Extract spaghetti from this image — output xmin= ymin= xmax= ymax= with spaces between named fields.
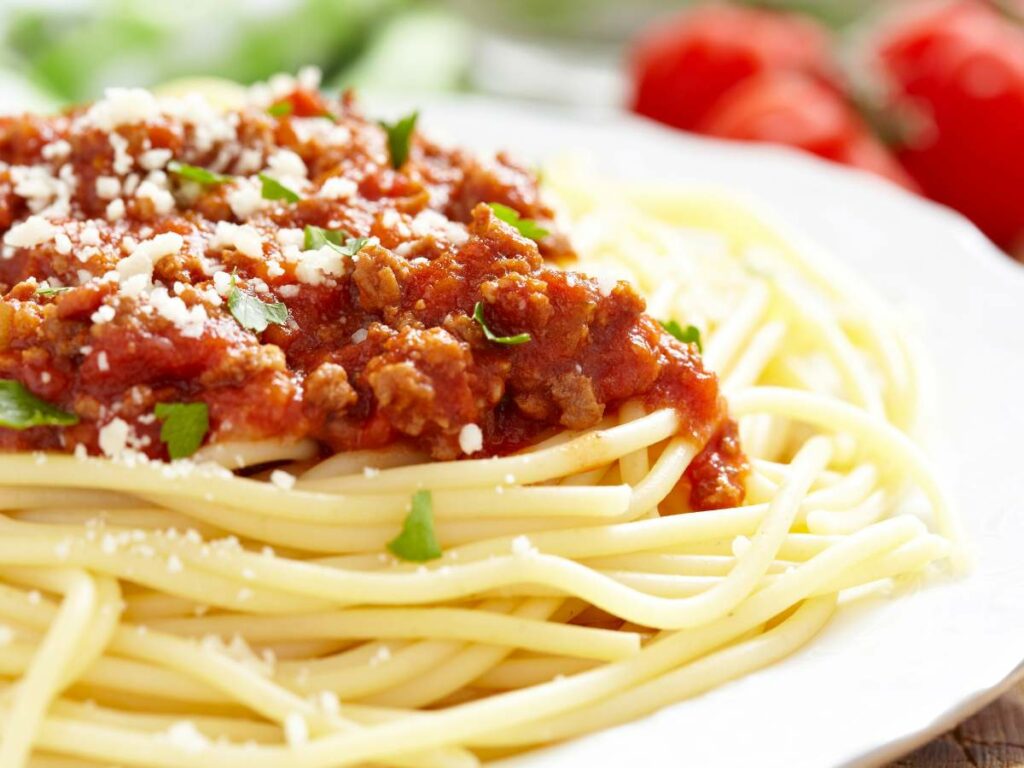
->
xmin=0 ymin=73 xmax=958 ymax=768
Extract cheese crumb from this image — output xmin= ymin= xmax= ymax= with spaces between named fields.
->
xmin=163 ymin=721 xmax=209 ymax=753
xmin=98 ymin=418 xmax=131 ymax=460
xmin=511 ymin=535 xmax=539 ymax=558
xmin=212 ymin=221 xmax=264 ymax=259
xmin=293 ymin=244 xmax=347 ymax=286
xmin=319 ymin=176 xmax=357 ymax=200
xmin=4 ymin=216 xmax=58 ymax=248
xmin=54 ymin=233 xmax=72 ymax=255
xmin=95 ymin=176 xmax=121 ymax=200
xmin=91 ymin=305 xmax=116 ymax=325
xmin=227 ymin=178 xmax=265 ymax=219
xmin=270 ymin=469 xmax=296 ymax=490
xmin=284 ymin=713 xmax=309 ymax=747
xmin=116 ymin=232 xmax=183 ymax=295
xmin=105 ymin=198 xmax=126 ymax=221
xmin=458 ymin=423 xmax=483 ymax=455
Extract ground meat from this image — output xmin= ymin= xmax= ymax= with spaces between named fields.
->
xmin=305 ymin=362 xmax=357 ymax=417
xmin=0 ymin=80 xmax=745 ymax=509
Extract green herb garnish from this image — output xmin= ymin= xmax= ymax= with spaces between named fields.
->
xmin=487 ymin=203 xmax=549 ymax=241
xmin=0 ymin=380 xmax=78 ymax=430
xmin=473 ymin=301 xmax=531 ymax=346
xmin=267 ymin=101 xmax=294 ymax=117
xmin=227 ymin=274 xmax=289 ymax=333
xmin=380 ymin=111 xmax=418 ymax=169
xmin=154 ymin=402 xmax=209 ymax=460
xmin=303 ymin=225 xmax=368 ymax=257
xmin=387 ymin=490 xmax=442 ymax=562
xmin=168 ymin=162 xmax=233 ymax=186
xmin=259 ymin=174 xmax=301 ymax=203
xmin=35 ymin=285 xmax=72 ymax=297
xmin=660 ymin=320 xmax=703 ymax=353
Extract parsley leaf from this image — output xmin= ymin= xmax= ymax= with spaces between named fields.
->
xmin=227 ymin=275 xmax=289 ymax=333
xmin=487 ymin=203 xmax=549 ymax=241
xmin=168 ymin=162 xmax=233 ymax=186
xmin=380 ymin=111 xmax=418 ymax=169
xmin=154 ymin=402 xmax=209 ymax=460
xmin=473 ymin=301 xmax=531 ymax=346
xmin=35 ymin=285 xmax=72 ymax=297
xmin=259 ymin=174 xmax=301 ymax=203
xmin=0 ymin=380 xmax=78 ymax=430
xmin=303 ymin=225 xmax=368 ymax=257
xmin=660 ymin=320 xmax=703 ymax=353
xmin=387 ymin=490 xmax=442 ymax=562
xmin=267 ymin=101 xmax=294 ymax=117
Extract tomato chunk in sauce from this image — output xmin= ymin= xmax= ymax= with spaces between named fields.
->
xmin=0 ymin=79 xmax=746 ymax=510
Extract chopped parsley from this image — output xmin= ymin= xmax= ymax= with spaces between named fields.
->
xmin=168 ymin=162 xmax=233 ymax=186
xmin=267 ymin=101 xmax=294 ymax=117
xmin=154 ymin=402 xmax=209 ymax=460
xmin=35 ymin=285 xmax=72 ymax=297
xmin=259 ymin=174 xmax=301 ymax=203
xmin=387 ymin=490 xmax=442 ymax=562
xmin=473 ymin=301 xmax=531 ymax=346
xmin=660 ymin=320 xmax=703 ymax=353
xmin=380 ymin=111 xmax=418 ymax=169
xmin=0 ymin=380 xmax=78 ymax=430
xmin=320 ymin=110 xmax=339 ymax=122
xmin=227 ymin=274 xmax=289 ymax=333
xmin=303 ymin=225 xmax=368 ymax=257
xmin=487 ymin=203 xmax=549 ymax=241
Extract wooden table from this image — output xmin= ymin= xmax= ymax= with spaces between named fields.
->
xmin=888 ymin=681 xmax=1024 ymax=766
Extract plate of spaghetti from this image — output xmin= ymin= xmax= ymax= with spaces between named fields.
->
xmin=0 ymin=69 xmax=1021 ymax=768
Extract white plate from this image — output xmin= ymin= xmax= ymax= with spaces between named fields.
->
xmin=388 ymin=96 xmax=1024 ymax=768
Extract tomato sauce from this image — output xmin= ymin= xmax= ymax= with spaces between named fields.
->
xmin=0 ymin=83 xmax=745 ymax=510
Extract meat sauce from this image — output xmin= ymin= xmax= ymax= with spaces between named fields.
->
xmin=0 ymin=77 xmax=746 ymax=510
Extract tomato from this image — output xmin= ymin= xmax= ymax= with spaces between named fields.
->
xmin=697 ymin=71 xmax=920 ymax=190
xmin=871 ymin=0 xmax=1024 ymax=252
xmin=629 ymin=4 xmax=837 ymax=131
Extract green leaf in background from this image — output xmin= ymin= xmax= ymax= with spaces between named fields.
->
xmin=3 ymin=0 xmax=414 ymax=103
xmin=660 ymin=319 xmax=703 ymax=353
xmin=259 ymin=174 xmax=301 ymax=203
xmin=0 ymin=380 xmax=78 ymax=429
xmin=387 ymin=490 xmax=442 ymax=562
xmin=488 ymin=203 xmax=549 ymax=241
xmin=380 ymin=110 xmax=418 ymax=169
xmin=154 ymin=401 xmax=209 ymax=460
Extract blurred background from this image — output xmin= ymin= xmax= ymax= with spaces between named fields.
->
xmin=0 ymin=0 xmax=1021 ymax=259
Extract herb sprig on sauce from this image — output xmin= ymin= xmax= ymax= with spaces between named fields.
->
xmin=380 ymin=111 xmax=418 ymax=169
xmin=473 ymin=302 xmax=532 ymax=346
xmin=488 ymin=203 xmax=549 ymax=241
xmin=154 ymin=402 xmax=209 ymax=460
xmin=0 ymin=380 xmax=78 ymax=430
xmin=660 ymin=320 xmax=703 ymax=353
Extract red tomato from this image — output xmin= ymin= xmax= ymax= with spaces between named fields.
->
xmin=697 ymin=71 xmax=920 ymax=190
xmin=630 ymin=4 xmax=837 ymax=131
xmin=871 ymin=0 xmax=1024 ymax=252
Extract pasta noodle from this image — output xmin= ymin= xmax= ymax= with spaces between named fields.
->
xmin=0 ymin=107 xmax=959 ymax=767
